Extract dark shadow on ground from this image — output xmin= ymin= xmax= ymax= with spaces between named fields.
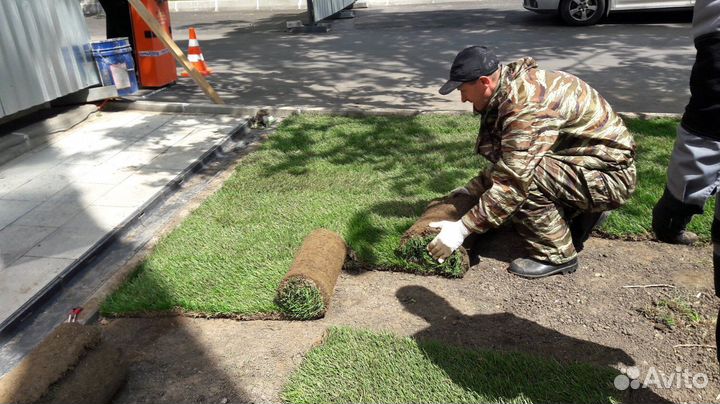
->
xmin=397 ymin=285 xmax=674 ymax=404
xmin=103 ymin=317 xmax=253 ymax=403
xmin=470 ymin=226 xmax=528 ymax=264
xmin=603 ymin=9 xmax=693 ymax=25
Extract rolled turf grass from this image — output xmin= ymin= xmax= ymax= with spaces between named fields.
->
xmin=396 ymin=193 xmax=477 ymax=278
xmin=0 ymin=323 xmax=101 ymax=404
xmin=38 ymin=342 xmax=127 ymax=404
xmin=276 ymin=229 xmax=347 ymax=320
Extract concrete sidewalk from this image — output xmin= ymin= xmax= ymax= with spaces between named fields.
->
xmin=0 ymin=109 xmax=240 ymax=330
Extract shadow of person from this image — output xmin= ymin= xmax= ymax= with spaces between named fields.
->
xmin=396 ymin=285 xmax=673 ymax=404
xmin=469 ymin=225 xmax=527 ymax=264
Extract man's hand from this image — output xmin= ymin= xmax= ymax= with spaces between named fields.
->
xmin=427 ymin=220 xmax=471 ymax=263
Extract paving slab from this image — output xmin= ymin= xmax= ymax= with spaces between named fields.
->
xmin=0 ymin=109 xmax=242 ymax=330
xmin=0 ymin=201 xmax=42 ymax=230
xmin=8 ymin=173 xmax=76 ymax=202
xmin=14 ymin=202 xmax=85 ymax=228
xmin=0 ymin=226 xmax=57 ymax=264
xmin=24 ymin=226 xmax=111 ymax=260
xmin=0 ymin=257 xmax=75 ymax=323
xmin=63 ymin=206 xmax=138 ymax=232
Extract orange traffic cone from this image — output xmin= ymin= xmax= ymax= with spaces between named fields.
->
xmin=181 ymin=27 xmax=212 ymax=77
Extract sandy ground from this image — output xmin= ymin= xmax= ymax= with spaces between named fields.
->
xmin=103 ymin=229 xmax=719 ymax=404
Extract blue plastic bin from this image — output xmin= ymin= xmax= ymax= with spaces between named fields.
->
xmin=91 ymin=38 xmax=139 ymax=96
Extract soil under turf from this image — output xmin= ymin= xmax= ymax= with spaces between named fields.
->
xmin=102 ymin=232 xmax=719 ymax=404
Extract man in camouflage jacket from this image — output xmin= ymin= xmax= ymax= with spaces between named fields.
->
xmin=428 ymin=46 xmax=636 ymax=278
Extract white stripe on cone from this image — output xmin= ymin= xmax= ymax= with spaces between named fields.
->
xmin=188 ymin=54 xmax=200 ymax=62
xmin=189 ymin=39 xmax=199 ymax=46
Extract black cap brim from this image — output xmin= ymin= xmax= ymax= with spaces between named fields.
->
xmin=439 ymin=80 xmax=462 ymax=95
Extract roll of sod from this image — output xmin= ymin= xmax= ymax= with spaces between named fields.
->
xmin=0 ymin=323 xmax=101 ymax=404
xmin=276 ymin=229 xmax=347 ymax=320
xmin=397 ymin=193 xmax=478 ymax=278
xmin=38 ymin=342 xmax=127 ymax=404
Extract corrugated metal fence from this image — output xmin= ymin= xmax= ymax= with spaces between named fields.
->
xmin=308 ymin=0 xmax=355 ymax=22
xmin=0 ymin=0 xmax=100 ymax=118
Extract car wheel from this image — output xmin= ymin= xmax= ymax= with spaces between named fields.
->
xmin=559 ymin=0 xmax=605 ymax=26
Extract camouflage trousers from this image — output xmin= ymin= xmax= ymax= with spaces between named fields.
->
xmin=514 ymin=156 xmax=636 ymax=264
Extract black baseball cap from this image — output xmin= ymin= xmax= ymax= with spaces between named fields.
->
xmin=439 ymin=46 xmax=500 ymax=95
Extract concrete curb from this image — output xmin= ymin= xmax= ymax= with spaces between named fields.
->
xmin=110 ymin=100 xmax=683 ymax=120
xmin=109 ymin=100 xmax=465 ymax=117
xmin=617 ymin=111 xmax=682 ymax=120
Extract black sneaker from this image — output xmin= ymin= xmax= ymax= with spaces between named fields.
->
xmin=509 ymin=257 xmax=578 ymax=279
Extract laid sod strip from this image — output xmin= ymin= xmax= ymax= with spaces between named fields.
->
xmin=282 ymin=327 xmax=622 ymax=404
xmin=396 ymin=193 xmax=478 ymax=277
xmin=276 ymin=229 xmax=347 ymax=319
xmin=102 ymin=115 xmax=714 ymax=317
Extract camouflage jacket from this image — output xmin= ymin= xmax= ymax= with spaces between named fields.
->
xmin=461 ymin=57 xmax=636 ymax=233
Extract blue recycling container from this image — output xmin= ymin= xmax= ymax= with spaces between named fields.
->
xmin=91 ymin=37 xmax=139 ymax=96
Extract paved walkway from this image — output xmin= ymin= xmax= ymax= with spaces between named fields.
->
xmin=86 ymin=1 xmax=695 ymax=114
xmin=0 ymin=110 xmax=239 ymax=329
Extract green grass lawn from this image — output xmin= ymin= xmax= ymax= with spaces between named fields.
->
xmin=282 ymin=327 xmax=622 ymax=404
xmin=101 ymin=114 xmax=713 ymax=317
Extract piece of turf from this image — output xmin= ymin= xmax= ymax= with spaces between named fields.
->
xmin=395 ymin=236 xmax=467 ymax=278
xmin=282 ymin=327 xmax=622 ymax=404
xmin=275 ymin=277 xmax=326 ymax=320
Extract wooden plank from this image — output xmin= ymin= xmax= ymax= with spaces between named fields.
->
xmin=127 ymin=0 xmax=224 ymax=105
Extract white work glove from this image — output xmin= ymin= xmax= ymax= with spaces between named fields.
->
xmin=449 ymin=186 xmax=470 ymax=196
xmin=427 ymin=220 xmax=471 ymax=263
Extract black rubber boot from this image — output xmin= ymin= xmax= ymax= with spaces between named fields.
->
xmin=570 ymin=211 xmax=610 ymax=253
xmin=652 ymin=187 xmax=702 ymax=245
xmin=509 ymin=257 xmax=578 ymax=279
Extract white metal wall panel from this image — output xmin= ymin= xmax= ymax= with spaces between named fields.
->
xmin=308 ymin=0 xmax=355 ymax=22
xmin=0 ymin=0 xmax=100 ymax=118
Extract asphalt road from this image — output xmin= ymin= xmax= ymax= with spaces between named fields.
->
xmin=87 ymin=1 xmax=695 ymax=113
